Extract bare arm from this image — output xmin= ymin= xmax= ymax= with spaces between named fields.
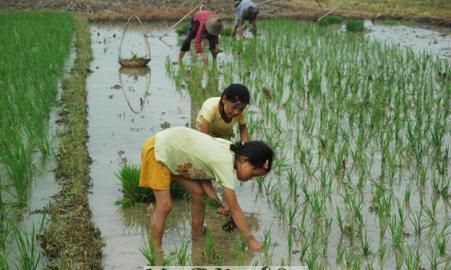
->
xmin=199 ymin=180 xmax=220 ymax=202
xmin=197 ymin=116 xmax=209 ymax=134
xmin=239 ymin=124 xmax=249 ymax=142
xmin=223 ymin=187 xmax=261 ymax=251
xmin=200 ymin=181 xmax=228 ymax=215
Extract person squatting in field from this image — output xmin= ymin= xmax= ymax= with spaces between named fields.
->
xmin=196 ymin=83 xmax=250 ymax=142
xmin=139 ymin=127 xmax=274 ymax=251
xmin=232 ymin=0 xmax=260 ymax=38
xmin=178 ymin=9 xmax=224 ymax=65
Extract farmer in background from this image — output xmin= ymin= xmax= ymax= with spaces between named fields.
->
xmin=196 ymin=83 xmax=250 ymax=142
xmin=178 ymin=9 xmax=224 ymax=65
xmin=232 ymin=0 xmax=260 ymax=38
xmin=139 ymin=127 xmax=274 ymax=251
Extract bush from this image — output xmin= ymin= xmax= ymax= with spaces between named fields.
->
xmin=346 ymin=20 xmax=365 ymax=32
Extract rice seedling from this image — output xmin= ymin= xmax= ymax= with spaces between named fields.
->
xmin=233 ymin=237 xmax=247 ymax=265
xmin=318 ymin=15 xmax=343 ymax=27
xmin=140 ymin=238 xmax=158 ymax=266
xmin=361 ymin=230 xmax=370 ymax=256
xmin=261 ymin=227 xmax=274 ymax=265
xmin=116 ymin=164 xmax=187 ymax=206
xmin=405 ymin=247 xmax=421 ymax=270
xmin=204 ymin=197 xmax=236 ymax=232
xmin=12 ymin=222 xmax=43 ymax=270
xmin=0 ymin=10 xmax=74 ymax=206
xmin=435 ymin=223 xmax=449 ymax=256
xmin=174 ymin=241 xmax=190 ymax=265
xmin=409 ymin=209 xmax=425 ymax=236
xmin=116 ymin=164 xmax=153 ymax=206
xmin=166 ymin=18 xmax=450 ymax=267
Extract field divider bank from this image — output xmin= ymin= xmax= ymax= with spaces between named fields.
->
xmin=40 ymin=17 xmax=104 ymax=269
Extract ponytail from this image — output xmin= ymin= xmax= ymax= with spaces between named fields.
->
xmin=230 ymin=141 xmax=274 ymax=172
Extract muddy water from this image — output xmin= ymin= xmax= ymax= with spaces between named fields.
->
xmin=87 ymin=21 xmax=450 ymax=269
xmin=365 ymin=20 xmax=451 ymax=62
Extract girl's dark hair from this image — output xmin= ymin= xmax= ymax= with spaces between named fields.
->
xmin=230 ymin=141 xmax=274 ymax=172
xmin=221 ymin=83 xmax=250 ymax=104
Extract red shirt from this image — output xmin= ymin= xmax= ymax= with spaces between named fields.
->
xmin=192 ymin=10 xmax=219 ymax=53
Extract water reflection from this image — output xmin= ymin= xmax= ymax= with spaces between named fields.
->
xmin=118 ymin=66 xmax=151 ymax=114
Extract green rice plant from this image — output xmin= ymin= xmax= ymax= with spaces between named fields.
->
xmin=378 ymin=242 xmax=387 ymax=264
xmin=394 ymin=250 xmax=403 ymax=270
xmin=175 ymin=22 xmax=190 ymax=37
xmin=361 ymin=230 xmax=370 ymax=256
xmin=287 ymin=204 xmax=298 ymax=228
xmin=428 ymin=249 xmax=439 ymax=270
xmin=116 ymin=164 xmax=187 ymax=206
xmin=318 ymin=15 xmax=343 ymax=27
xmin=286 ymin=168 xmax=298 ymax=198
xmin=389 ymin=215 xmax=404 ymax=252
xmin=116 ymin=164 xmax=154 ymax=206
xmin=336 ymin=243 xmax=345 ymax=265
xmin=261 ymin=227 xmax=274 ymax=265
xmin=12 ymin=223 xmax=42 ymax=270
xmin=203 ymin=229 xmax=221 ymax=263
xmin=174 ymin=241 xmax=190 ymax=265
xmin=204 ymin=197 xmax=236 ymax=232
xmin=223 ymin=26 xmax=232 ymax=37
xmin=405 ymin=247 xmax=421 ymax=270
xmin=435 ymin=223 xmax=449 ymax=256
xmin=424 ymin=198 xmax=438 ymax=227
xmin=233 ymin=237 xmax=247 ymax=265
xmin=140 ymin=238 xmax=158 ymax=266
xmin=346 ymin=20 xmax=365 ymax=32
xmin=409 ymin=209 xmax=425 ymax=236
xmin=0 ymin=11 xmax=74 ymax=205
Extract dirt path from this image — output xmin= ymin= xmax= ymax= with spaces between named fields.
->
xmin=1 ymin=0 xmax=450 ymax=26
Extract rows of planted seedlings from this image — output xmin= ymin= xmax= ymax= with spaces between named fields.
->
xmin=167 ymin=19 xmax=450 ymax=268
xmin=0 ymin=11 xmax=74 ymax=269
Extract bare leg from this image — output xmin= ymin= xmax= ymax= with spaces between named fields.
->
xmin=174 ymin=176 xmax=206 ymax=237
xmin=251 ymin=19 xmax=257 ymax=37
xmin=232 ymin=23 xmax=239 ymax=38
xmin=151 ymin=189 xmax=172 ymax=250
xmin=178 ymin=51 xmax=186 ymax=63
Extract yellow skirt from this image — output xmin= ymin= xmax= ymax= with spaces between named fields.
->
xmin=139 ymin=135 xmax=171 ymax=190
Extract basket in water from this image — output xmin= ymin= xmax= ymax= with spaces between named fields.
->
xmin=119 ymin=16 xmax=151 ymax=68
xmin=119 ymin=57 xmax=150 ymax=68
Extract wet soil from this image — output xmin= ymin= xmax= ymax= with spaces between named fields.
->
xmin=1 ymin=0 xmax=451 ymax=27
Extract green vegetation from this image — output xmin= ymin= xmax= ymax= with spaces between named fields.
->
xmin=116 ymin=164 xmax=188 ymax=206
xmin=346 ymin=19 xmax=365 ymax=32
xmin=0 ymin=10 xmax=74 ymax=206
xmin=39 ymin=17 xmax=104 ymax=269
xmin=176 ymin=22 xmax=190 ymax=37
xmin=167 ymin=19 xmax=450 ymax=267
xmin=318 ymin=15 xmax=343 ymax=26
xmin=0 ymin=10 xmax=75 ymax=269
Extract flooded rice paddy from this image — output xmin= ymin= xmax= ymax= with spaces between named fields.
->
xmin=85 ymin=20 xmax=450 ymax=269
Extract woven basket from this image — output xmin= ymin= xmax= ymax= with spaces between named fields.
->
xmin=119 ymin=16 xmax=151 ymax=68
xmin=119 ymin=58 xmax=150 ymax=68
